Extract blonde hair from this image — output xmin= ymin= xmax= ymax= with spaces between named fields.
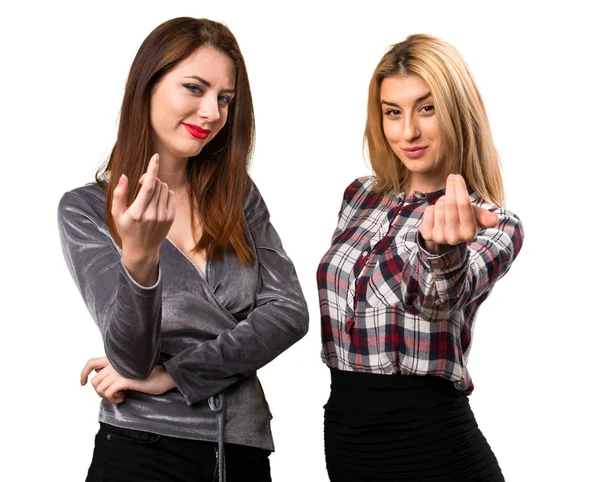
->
xmin=365 ymin=34 xmax=504 ymax=206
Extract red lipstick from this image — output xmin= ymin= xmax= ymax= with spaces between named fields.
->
xmin=183 ymin=123 xmax=211 ymax=140
xmin=402 ymin=146 xmax=428 ymax=159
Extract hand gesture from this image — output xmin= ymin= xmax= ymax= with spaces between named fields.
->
xmin=112 ymin=154 xmax=176 ymax=284
xmin=419 ymin=174 xmax=498 ymax=254
xmin=80 ymin=356 xmax=176 ymax=404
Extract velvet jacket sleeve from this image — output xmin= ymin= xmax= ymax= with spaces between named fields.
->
xmin=163 ymin=180 xmax=309 ymax=405
xmin=57 ymin=189 xmax=162 ymax=379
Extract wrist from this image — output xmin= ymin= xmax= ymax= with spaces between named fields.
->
xmin=423 ymin=240 xmax=453 ymax=255
xmin=122 ymin=246 xmax=160 ymax=286
xmin=157 ymin=365 xmax=176 ymax=392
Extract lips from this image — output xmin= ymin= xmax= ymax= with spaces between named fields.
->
xmin=182 ymin=123 xmax=211 ymax=140
xmin=402 ymin=146 xmax=428 ymax=159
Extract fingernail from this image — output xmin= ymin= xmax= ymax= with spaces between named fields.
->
xmin=454 ymin=175 xmax=460 ymax=183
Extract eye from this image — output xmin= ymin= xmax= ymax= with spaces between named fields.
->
xmin=184 ymin=84 xmax=203 ymax=95
xmin=384 ymin=108 xmax=401 ymax=118
xmin=421 ymin=104 xmax=435 ymax=114
xmin=217 ymin=95 xmax=234 ymax=106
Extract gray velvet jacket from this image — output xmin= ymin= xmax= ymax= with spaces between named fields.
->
xmin=58 ymin=177 xmax=309 ymax=459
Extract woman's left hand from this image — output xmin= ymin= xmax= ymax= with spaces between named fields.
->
xmin=419 ymin=174 xmax=499 ymax=254
xmin=80 ymin=357 xmax=176 ymax=404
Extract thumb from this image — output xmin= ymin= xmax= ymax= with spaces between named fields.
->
xmin=111 ymin=174 xmax=129 ymax=217
xmin=473 ymin=206 xmax=499 ymax=229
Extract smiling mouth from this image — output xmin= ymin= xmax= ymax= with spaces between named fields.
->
xmin=402 ymin=146 xmax=428 ymax=159
xmin=182 ymin=123 xmax=211 ymax=139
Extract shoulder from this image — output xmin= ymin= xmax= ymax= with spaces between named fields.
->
xmin=58 ymin=182 xmax=107 ymax=225
xmin=243 ymin=177 xmax=269 ymax=227
xmin=341 ymin=176 xmax=376 ymax=205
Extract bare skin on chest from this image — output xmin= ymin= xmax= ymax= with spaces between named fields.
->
xmin=168 ymin=191 xmax=207 ymax=276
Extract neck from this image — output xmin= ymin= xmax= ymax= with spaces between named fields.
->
xmin=156 ymin=152 xmax=189 ymax=192
xmin=403 ymin=172 xmax=446 ymax=197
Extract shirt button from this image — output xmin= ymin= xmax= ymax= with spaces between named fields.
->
xmin=361 ymin=251 xmax=368 ymax=258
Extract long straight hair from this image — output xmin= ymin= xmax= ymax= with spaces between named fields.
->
xmin=97 ymin=17 xmax=255 ymax=263
xmin=365 ymin=34 xmax=504 ymax=206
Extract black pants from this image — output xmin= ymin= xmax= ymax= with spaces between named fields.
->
xmin=85 ymin=423 xmax=271 ymax=482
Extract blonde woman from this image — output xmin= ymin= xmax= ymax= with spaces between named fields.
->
xmin=317 ymin=34 xmax=523 ymax=481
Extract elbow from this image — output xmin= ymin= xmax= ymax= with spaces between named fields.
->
xmin=285 ymin=301 xmax=310 ymax=343
xmin=104 ymin=340 xmax=159 ymax=380
xmin=296 ymin=307 xmax=310 ymax=340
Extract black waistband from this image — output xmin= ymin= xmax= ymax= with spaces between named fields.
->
xmin=326 ymin=368 xmax=462 ymax=412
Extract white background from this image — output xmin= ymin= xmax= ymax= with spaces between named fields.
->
xmin=2 ymin=1 xmax=599 ymax=481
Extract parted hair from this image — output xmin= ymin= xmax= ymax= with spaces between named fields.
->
xmin=365 ymin=34 xmax=504 ymax=206
xmin=98 ymin=17 xmax=256 ymax=263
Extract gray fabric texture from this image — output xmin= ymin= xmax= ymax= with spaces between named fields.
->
xmin=57 ymin=177 xmax=309 ymax=455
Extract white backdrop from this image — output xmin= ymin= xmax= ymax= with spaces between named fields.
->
xmin=2 ymin=1 xmax=598 ymax=481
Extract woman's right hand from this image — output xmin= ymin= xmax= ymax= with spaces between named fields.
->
xmin=81 ymin=356 xmax=176 ymax=404
xmin=112 ymin=154 xmax=176 ymax=286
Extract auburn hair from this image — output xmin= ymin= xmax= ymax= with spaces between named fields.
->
xmin=97 ymin=17 xmax=255 ymax=263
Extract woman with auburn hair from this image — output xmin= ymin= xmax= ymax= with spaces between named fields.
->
xmin=318 ymin=34 xmax=523 ymax=481
xmin=58 ymin=17 xmax=308 ymax=482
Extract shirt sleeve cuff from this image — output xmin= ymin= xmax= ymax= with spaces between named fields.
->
xmin=119 ymin=260 xmax=162 ymax=295
xmin=417 ymin=233 xmax=468 ymax=275
xmin=162 ymin=357 xmax=199 ymax=406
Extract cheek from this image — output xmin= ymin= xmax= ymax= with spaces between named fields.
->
xmin=382 ymin=119 xmax=398 ymax=143
xmin=423 ymin=117 xmax=441 ymax=142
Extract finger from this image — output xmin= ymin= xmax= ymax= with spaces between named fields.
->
xmin=139 ymin=178 xmax=163 ymax=222
xmin=453 ymin=175 xmax=475 ymax=224
xmin=129 ymin=154 xmax=159 ymax=215
xmin=95 ymin=372 xmax=117 ymax=398
xmin=80 ymin=357 xmax=110 ymax=386
xmin=91 ymin=367 xmax=110 ymax=391
xmin=473 ymin=206 xmax=499 ymax=228
xmin=106 ymin=380 xmax=128 ymax=404
xmin=444 ymin=175 xmax=460 ymax=245
xmin=453 ymin=175 xmax=477 ymax=240
xmin=111 ymin=175 xmax=129 ymax=218
xmin=432 ymin=196 xmax=446 ymax=244
xmin=150 ymin=178 xmax=164 ymax=214
xmin=419 ymin=205 xmax=435 ymax=241
xmin=166 ymin=190 xmax=176 ymax=221
xmin=156 ymin=182 xmax=170 ymax=221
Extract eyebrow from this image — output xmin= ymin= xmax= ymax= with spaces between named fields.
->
xmin=381 ymin=91 xmax=432 ymax=108
xmin=184 ymin=75 xmax=235 ymax=94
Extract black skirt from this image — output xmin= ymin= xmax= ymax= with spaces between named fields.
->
xmin=324 ymin=368 xmax=504 ymax=482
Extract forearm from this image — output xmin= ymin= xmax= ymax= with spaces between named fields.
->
xmin=399 ymin=211 xmax=523 ymax=321
xmin=164 ymin=296 xmax=308 ymax=404
xmin=59 ymin=191 xmax=163 ymax=379
xmin=103 ymin=262 xmax=163 ymax=378
xmin=121 ymin=244 xmax=160 ymax=287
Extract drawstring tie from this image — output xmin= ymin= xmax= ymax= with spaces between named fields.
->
xmin=208 ymin=393 xmax=225 ymax=482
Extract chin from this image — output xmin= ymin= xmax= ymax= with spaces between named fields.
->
xmin=178 ymin=141 xmax=207 ymax=158
xmin=400 ymin=160 xmax=435 ymax=173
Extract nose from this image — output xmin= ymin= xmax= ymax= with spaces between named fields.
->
xmin=401 ymin=114 xmax=420 ymax=142
xmin=198 ymin=96 xmax=221 ymax=123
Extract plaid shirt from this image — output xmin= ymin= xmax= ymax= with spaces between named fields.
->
xmin=317 ymin=176 xmax=524 ymax=392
